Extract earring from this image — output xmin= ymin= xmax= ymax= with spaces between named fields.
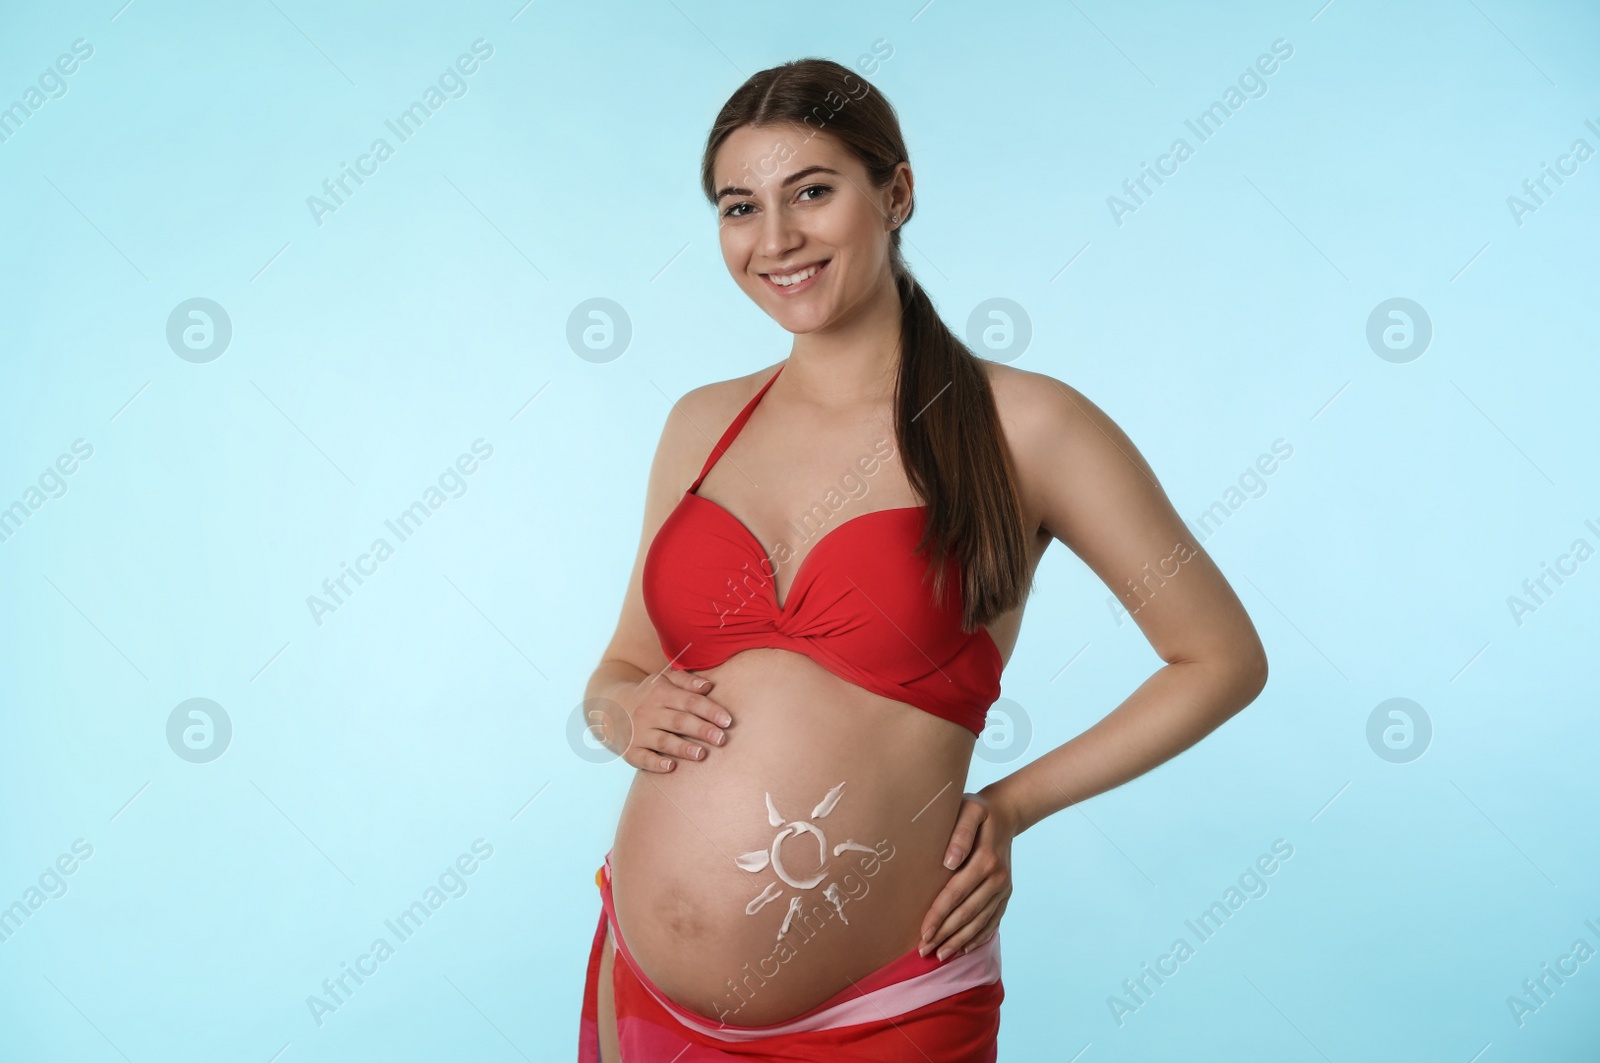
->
xmin=890 ymin=214 xmax=900 ymax=225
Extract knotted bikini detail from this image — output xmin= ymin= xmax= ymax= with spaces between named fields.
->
xmin=641 ymin=365 xmax=1001 ymax=736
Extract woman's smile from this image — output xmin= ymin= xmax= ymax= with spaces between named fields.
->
xmin=760 ymin=258 xmax=831 ymax=295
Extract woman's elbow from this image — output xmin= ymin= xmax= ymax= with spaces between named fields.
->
xmin=1233 ymin=643 xmax=1269 ymax=705
xmin=1198 ymin=638 xmax=1268 ymax=711
xmin=1248 ymin=651 xmax=1269 ymax=697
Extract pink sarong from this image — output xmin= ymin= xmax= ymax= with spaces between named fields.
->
xmin=578 ymin=850 xmax=1003 ymax=1061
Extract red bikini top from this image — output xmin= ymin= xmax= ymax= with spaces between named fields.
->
xmin=642 ymin=364 xmax=1002 ymax=736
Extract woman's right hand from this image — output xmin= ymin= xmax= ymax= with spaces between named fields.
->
xmin=620 ymin=669 xmax=732 ymax=772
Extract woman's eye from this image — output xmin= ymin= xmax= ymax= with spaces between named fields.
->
xmin=722 ymin=186 xmax=829 ymax=219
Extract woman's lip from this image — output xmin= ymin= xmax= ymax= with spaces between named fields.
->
xmin=760 ymin=259 xmax=830 ymax=294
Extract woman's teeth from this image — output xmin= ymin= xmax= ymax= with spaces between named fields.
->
xmin=770 ymin=262 xmax=824 ymax=286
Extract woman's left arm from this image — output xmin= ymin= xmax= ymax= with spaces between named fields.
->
xmin=919 ymin=371 xmax=1269 ymax=960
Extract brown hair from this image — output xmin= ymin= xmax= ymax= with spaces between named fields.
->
xmin=700 ymin=57 xmax=1031 ymax=629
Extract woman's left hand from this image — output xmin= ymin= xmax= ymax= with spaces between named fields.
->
xmin=918 ymin=788 xmax=1017 ymax=961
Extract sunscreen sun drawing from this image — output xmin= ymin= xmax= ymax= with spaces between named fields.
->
xmin=735 ymin=781 xmax=879 ymax=939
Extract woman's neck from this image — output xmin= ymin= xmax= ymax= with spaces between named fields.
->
xmin=781 ymin=273 xmax=905 ymax=410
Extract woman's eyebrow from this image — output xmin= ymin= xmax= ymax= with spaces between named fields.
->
xmin=715 ymin=165 xmax=842 ymax=203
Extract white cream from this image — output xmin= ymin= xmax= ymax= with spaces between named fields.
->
xmin=778 ymin=895 xmax=803 ymax=938
xmin=810 ymin=781 xmax=846 ymax=818
xmin=745 ymin=881 xmax=783 ymax=915
xmin=739 ymin=782 xmax=855 ymax=924
xmin=823 ymin=882 xmax=849 ymax=924
xmin=769 ymin=822 xmax=828 ymax=890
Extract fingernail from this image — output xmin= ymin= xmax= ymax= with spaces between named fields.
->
xmin=918 ymin=944 xmax=930 ymax=957
xmin=943 ymin=853 xmax=959 ymax=869
xmin=697 ymin=679 xmax=710 ymax=689
xmin=659 ymin=758 xmax=671 ymax=770
xmin=714 ymin=731 xmax=725 ymax=745
xmin=936 ymin=947 xmax=950 ymax=961
xmin=718 ymin=712 xmax=732 ymax=726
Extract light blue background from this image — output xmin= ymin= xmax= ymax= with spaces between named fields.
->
xmin=2 ymin=1 xmax=1597 ymax=1059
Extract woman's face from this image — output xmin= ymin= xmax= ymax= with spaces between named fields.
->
xmin=712 ymin=123 xmax=906 ymax=335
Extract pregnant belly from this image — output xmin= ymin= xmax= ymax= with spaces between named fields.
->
xmin=609 ymin=648 xmax=977 ymax=1027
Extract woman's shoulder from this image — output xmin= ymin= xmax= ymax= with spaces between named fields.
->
xmin=681 ymin=361 xmax=784 ymax=409
xmin=979 ymin=360 xmax=1097 ymax=433
xmin=977 ymin=360 xmax=1142 ymax=505
xmin=665 ymin=362 xmax=785 ymax=431
xmin=655 ymin=362 xmax=786 ymax=476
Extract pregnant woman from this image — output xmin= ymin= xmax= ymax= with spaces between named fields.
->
xmin=577 ymin=58 xmax=1268 ymax=1061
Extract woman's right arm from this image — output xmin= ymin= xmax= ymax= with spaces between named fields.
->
xmin=582 ymin=385 xmax=735 ymax=773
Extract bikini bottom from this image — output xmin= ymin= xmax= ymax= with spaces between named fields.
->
xmin=578 ymin=848 xmax=1004 ymax=1061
